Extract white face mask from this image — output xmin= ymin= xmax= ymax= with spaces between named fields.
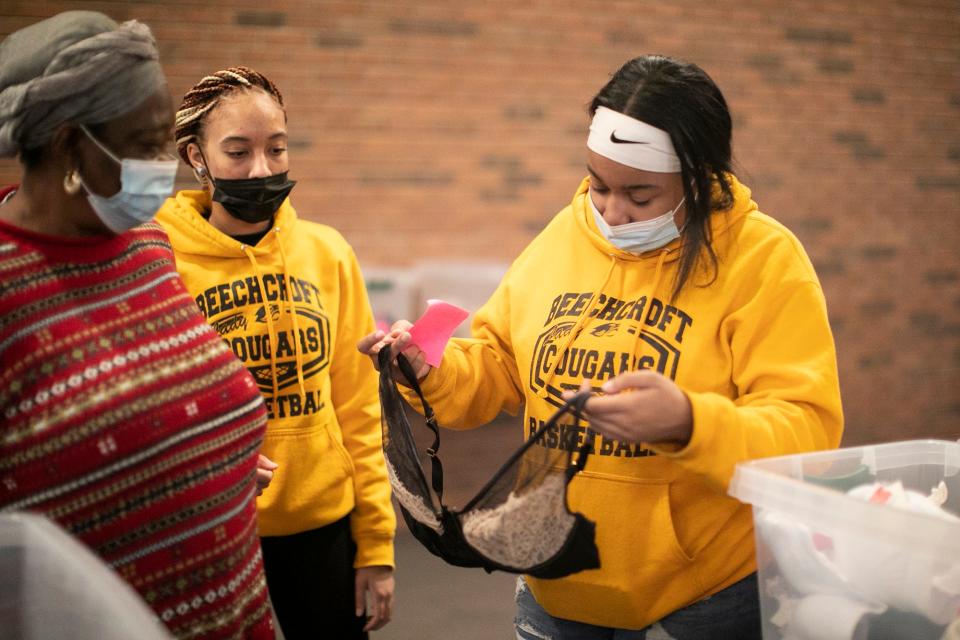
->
xmin=79 ymin=125 xmax=178 ymax=234
xmin=589 ymin=191 xmax=685 ymax=254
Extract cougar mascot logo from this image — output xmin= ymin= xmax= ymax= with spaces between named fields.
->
xmin=529 ymin=291 xmax=692 ymax=406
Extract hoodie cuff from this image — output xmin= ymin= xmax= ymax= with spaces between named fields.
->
xmin=647 ymin=390 xmax=742 ymax=493
xmin=646 ymin=389 xmax=713 ymax=460
xmin=353 ymin=533 xmax=395 ymax=569
xmin=398 ymin=360 xmax=453 ymax=408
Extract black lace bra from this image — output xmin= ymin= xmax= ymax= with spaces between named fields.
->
xmin=377 ymin=349 xmax=601 ymax=579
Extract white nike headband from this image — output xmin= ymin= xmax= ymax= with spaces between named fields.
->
xmin=587 ymin=106 xmax=681 ymax=173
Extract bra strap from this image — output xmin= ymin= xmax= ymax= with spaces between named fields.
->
xmin=395 ymin=353 xmax=445 ymax=503
xmin=565 ymin=392 xmax=594 ymax=479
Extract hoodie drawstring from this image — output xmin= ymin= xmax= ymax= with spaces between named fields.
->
xmin=241 ymin=244 xmax=282 ymax=403
xmin=273 ymin=226 xmax=307 ymax=398
xmin=633 ymin=248 xmax=671 ymax=369
xmin=538 ymin=247 xmax=671 ymax=399
xmin=537 ymin=255 xmax=618 ymax=399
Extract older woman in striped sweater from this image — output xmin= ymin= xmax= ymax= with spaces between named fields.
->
xmin=0 ymin=11 xmax=275 ymax=639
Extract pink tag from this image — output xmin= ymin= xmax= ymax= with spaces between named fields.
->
xmin=407 ymin=299 xmax=470 ymax=367
xmin=811 ymin=532 xmax=834 ymax=552
xmin=870 ymin=486 xmax=892 ymax=504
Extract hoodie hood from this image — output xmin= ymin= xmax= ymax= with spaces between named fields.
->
xmin=156 ymin=190 xmax=306 ymax=400
xmin=156 ymin=189 xmax=298 ymax=259
xmin=533 ymin=174 xmax=758 ymax=400
xmin=572 ymin=173 xmax=758 ymax=263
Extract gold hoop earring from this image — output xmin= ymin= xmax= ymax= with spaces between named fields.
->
xmin=63 ymin=170 xmax=82 ymax=195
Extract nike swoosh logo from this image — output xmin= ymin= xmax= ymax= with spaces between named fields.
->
xmin=610 ymin=131 xmax=649 ymax=144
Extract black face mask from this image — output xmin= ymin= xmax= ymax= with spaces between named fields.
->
xmin=211 ymin=172 xmax=296 ymax=224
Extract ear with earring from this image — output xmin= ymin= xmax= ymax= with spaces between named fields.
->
xmin=63 ymin=169 xmax=82 ymax=195
xmin=194 ymin=165 xmax=208 ymax=185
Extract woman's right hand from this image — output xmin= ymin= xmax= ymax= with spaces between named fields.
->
xmin=357 ymin=320 xmax=432 ymax=386
xmin=255 ymin=454 xmax=279 ymax=496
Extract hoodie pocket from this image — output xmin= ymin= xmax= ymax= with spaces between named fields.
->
xmin=531 ymin=472 xmax=703 ymax=628
xmin=663 ymin=481 xmax=696 ymax=564
xmin=322 ymin=421 xmax=356 ymax=476
xmin=573 ymin=470 xmax=696 ymax=570
xmin=256 ymin=419 xmax=356 ymax=535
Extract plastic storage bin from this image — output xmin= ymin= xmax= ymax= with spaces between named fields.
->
xmin=729 ymin=439 xmax=960 ymax=640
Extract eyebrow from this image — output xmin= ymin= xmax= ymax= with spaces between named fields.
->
xmin=220 ymin=132 xmax=288 ymax=145
xmin=586 ymin=165 xmax=657 ymax=190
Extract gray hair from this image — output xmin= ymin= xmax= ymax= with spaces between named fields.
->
xmin=0 ymin=11 xmax=165 ymax=158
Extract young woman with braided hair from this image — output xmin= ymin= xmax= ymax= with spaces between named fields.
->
xmin=156 ymin=67 xmax=396 ymax=639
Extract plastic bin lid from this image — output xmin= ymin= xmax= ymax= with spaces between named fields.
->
xmin=0 ymin=512 xmax=172 ymax=639
xmin=728 ymin=439 xmax=960 ymax=559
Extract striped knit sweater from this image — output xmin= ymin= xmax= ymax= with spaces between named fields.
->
xmin=0 ymin=203 xmax=273 ymax=639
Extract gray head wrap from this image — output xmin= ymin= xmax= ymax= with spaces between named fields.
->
xmin=0 ymin=11 xmax=165 ymax=158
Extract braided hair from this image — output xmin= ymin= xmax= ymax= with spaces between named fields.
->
xmin=174 ymin=66 xmax=284 ymax=164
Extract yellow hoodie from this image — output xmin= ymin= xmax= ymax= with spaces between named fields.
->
xmin=156 ymin=191 xmax=395 ymax=569
xmin=403 ymin=175 xmax=842 ymax=628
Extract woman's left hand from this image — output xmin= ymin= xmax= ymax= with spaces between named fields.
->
xmin=355 ymin=565 xmax=395 ymax=631
xmin=563 ymin=371 xmax=693 ymax=446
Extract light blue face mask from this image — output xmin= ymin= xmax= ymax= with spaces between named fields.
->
xmin=79 ymin=125 xmax=178 ymax=234
xmin=589 ymin=190 xmax=685 ymax=254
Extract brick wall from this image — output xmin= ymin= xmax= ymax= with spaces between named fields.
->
xmin=2 ymin=0 xmax=958 ymax=446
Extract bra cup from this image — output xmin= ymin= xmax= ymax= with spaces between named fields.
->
xmin=405 ymin=508 xmax=486 ymax=570
xmin=403 ymin=505 xmax=600 ymax=579
xmin=524 ymin=513 xmax=600 ymax=579
xmin=459 ymin=472 xmax=578 ymax=571
xmin=379 ymin=352 xmax=601 ymax=578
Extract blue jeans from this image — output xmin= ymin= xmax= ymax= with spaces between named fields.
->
xmin=514 ymin=574 xmax=761 ymax=640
